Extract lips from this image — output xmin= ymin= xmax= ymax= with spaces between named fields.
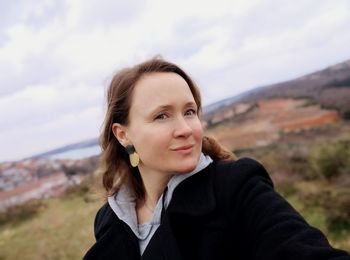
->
xmin=171 ymin=144 xmax=195 ymax=156
xmin=172 ymin=144 xmax=194 ymax=151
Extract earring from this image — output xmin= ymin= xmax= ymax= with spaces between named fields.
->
xmin=125 ymin=145 xmax=139 ymax=167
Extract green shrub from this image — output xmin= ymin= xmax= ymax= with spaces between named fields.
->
xmin=0 ymin=199 xmax=47 ymax=226
xmin=319 ymin=189 xmax=350 ymax=233
xmin=296 ymin=186 xmax=350 ymax=234
xmin=307 ymin=136 xmax=350 ymax=180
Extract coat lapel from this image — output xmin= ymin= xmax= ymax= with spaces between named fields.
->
xmin=141 ymin=216 xmax=184 ymax=260
xmin=168 ymin=161 xmax=216 ymax=216
xmin=84 ymin=208 xmax=140 ymax=260
xmin=142 ymin=162 xmax=217 ymax=259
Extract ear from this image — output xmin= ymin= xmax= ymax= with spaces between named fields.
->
xmin=112 ymin=123 xmax=130 ymax=147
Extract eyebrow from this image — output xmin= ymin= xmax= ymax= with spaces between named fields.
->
xmin=149 ymin=101 xmax=197 ymax=115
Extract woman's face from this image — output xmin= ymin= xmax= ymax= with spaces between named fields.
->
xmin=123 ymin=72 xmax=203 ymax=176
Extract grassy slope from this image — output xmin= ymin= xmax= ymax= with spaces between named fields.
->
xmin=0 ymin=195 xmax=102 ymax=260
xmin=0 ymin=184 xmax=349 ymax=260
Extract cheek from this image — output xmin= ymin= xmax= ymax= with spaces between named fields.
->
xmin=192 ymin=120 xmax=204 ymax=142
xmin=136 ymin=129 xmax=170 ymax=154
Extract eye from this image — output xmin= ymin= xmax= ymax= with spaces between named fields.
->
xmin=185 ymin=108 xmax=196 ymax=116
xmin=155 ymin=113 xmax=169 ymax=120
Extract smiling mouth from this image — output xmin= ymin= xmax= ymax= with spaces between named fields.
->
xmin=171 ymin=144 xmax=195 ymax=155
xmin=172 ymin=144 xmax=194 ymax=151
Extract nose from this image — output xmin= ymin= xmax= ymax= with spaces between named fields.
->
xmin=173 ymin=116 xmax=193 ymax=138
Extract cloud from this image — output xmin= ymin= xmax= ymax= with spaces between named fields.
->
xmin=64 ymin=0 xmax=144 ymax=29
xmin=0 ymin=0 xmax=65 ymax=31
xmin=1 ymin=0 xmax=350 ymax=161
xmin=0 ymin=83 xmax=104 ymax=133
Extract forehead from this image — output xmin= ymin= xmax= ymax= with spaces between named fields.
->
xmin=130 ymin=72 xmax=195 ymax=113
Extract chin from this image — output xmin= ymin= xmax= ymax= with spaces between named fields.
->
xmin=174 ymin=160 xmax=198 ymax=173
xmin=176 ymin=167 xmax=196 ymax=174
xmin=169 ymin=152 xmax=201 ymax=173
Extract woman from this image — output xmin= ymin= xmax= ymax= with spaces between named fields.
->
xmin=83 ymin=57 xmax=349 ymax=259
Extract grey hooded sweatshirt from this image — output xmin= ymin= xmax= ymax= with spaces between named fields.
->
xmin=107 ymin=153 xmax=213 ymax=255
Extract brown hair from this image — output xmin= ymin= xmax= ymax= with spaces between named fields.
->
xmin=98 ymin=57 xmax=236 ymax=200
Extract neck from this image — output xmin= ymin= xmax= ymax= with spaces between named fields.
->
xmin=138 ymin=164 xmax=173 ymax=208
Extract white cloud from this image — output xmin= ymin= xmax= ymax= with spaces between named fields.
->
xmin=0 ymin=0 xmax=350 ymax=161
xmin=0 ymin=83 xmax=103 ymax=132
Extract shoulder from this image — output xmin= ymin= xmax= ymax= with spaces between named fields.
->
xmin=93 ymin=202 xmax=116 ymax=240
xmin=211 ymin=157 xmax=273 ymax=190
xmin=208 ymin=157 xmax=277 ymax=217
xmin=212 ymin=159 xmax=350 ymax=259
xmin=214 ymin=157 xmax=270 ymax=176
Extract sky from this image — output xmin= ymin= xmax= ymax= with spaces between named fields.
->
xmin=0 ymin=0 xmax=350 ymax=162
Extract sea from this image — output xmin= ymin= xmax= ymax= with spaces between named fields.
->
xmin=48 ymin=145 xmax=102 ymax=160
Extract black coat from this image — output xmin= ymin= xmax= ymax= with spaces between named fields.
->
xmin=83 ymin=158 xmax=350 ymax=259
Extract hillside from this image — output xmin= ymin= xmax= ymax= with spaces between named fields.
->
xmin=241 ymin=59 xmax=350 ymax=117
xmin=204 ymin=59 xmax=350 ymax=121
xmin=204 ymin=97 xmax=346 ymax=151
xmin=0 ymin=192 xmax=102 ymax=259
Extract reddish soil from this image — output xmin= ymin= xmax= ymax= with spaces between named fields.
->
xmin=205 ymin=98 xmax=342 ymax=150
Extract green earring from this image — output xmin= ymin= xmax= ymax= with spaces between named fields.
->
xmin=125 ymin=145 xmax=139 ymax=167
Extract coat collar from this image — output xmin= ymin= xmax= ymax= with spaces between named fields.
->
xmin=166 ymin=160 xmax=216 ymax=217
xmin=142 ymin=162 xmax=217 ymax=259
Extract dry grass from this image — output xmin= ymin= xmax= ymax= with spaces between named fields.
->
xmin=0 ymin=195 xmax=102 ymax=260
xmin=0 ymin=181 xmax=349 ymax=259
